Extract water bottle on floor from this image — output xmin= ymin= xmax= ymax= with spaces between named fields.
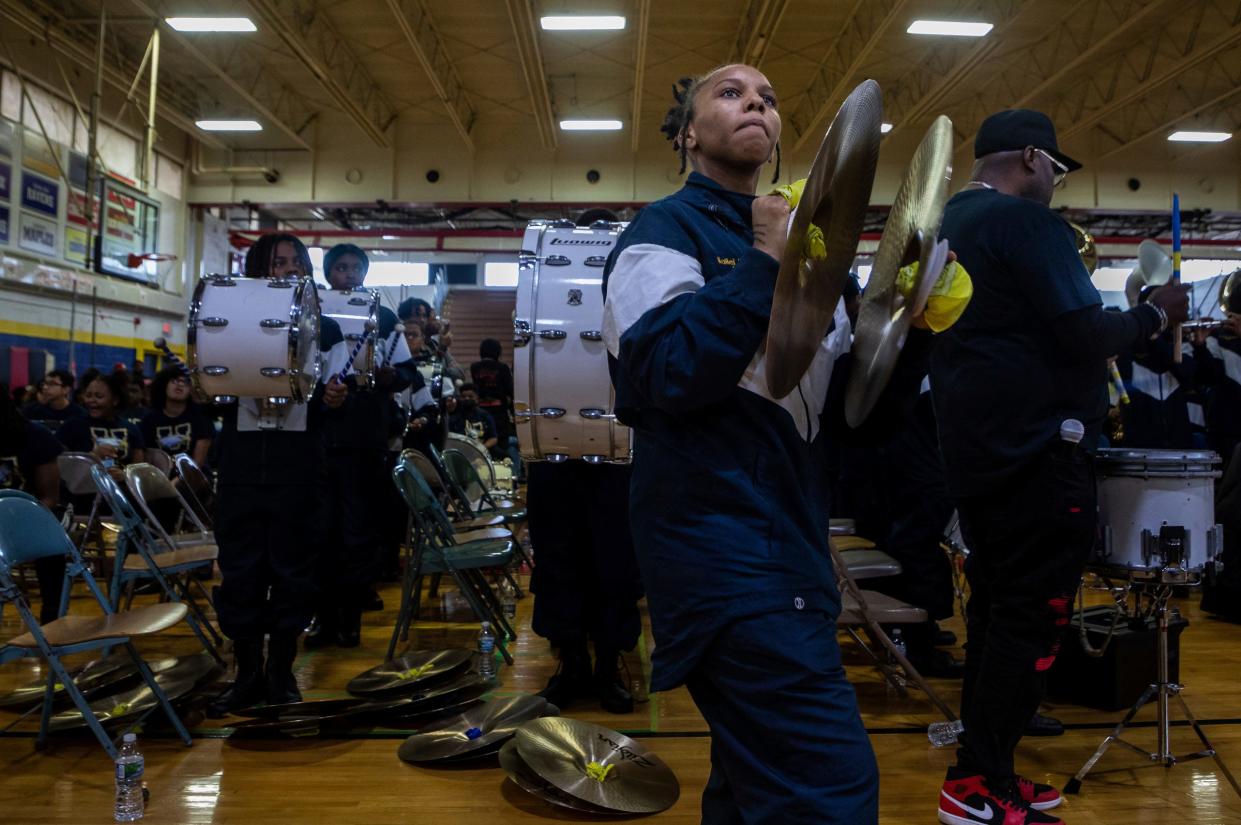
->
xmin=114 ymin=732 xmax=144 ymax=822
xmin=928 ymin=719 xmax=965 ymax=748
xmin=499 ymin=578 xmax=517 ymax=620
xmin=477 ymin=622 xmax=497 ymax=683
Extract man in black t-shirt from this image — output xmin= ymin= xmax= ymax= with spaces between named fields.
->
xmin=930 ymin=110 xmax=1189 ymax=825
xmin=447 ymin=384 xmax=498 ymax=452
xmin=21 ymin=369 xmax=86 ymax=430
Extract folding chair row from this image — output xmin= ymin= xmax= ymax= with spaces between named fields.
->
xmin=0 ymin=493 xmax=193 ymax=759
xmin=389 ymin=452 xmax=519 ymax=663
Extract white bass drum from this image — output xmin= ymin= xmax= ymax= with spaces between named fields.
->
xmin=188 ymin=274 xmax=321 ymax=402
xmin=514 ymin=220 xmax=631 ymax=463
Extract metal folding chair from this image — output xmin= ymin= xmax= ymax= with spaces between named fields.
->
xmin=390 ymin=453 xmax=517 ymax=662
xmin=439 ymin=447 xmax=531 ymax=571
xmin=172 ymin=454 xmax=215 ymax=530
xmin=92 ymin=466 xmax=224 ymax=662
xmin=0 ymin=495 xmax=193 ymax=759
xmin=145 ymin=448 xmax=175 ymax=477
xmin=56 ymin=452 xmax=104 ymax=553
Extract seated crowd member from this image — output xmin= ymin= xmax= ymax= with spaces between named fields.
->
xmin=448 ymin=383 xmax=498 ymax=453
xmin=58 ymin=370 xmax=145 ymax=481
xmin=21 ymin=369 xmax=86 ymax=428
xmin=141 ymin=367 xmax=213 ymax=467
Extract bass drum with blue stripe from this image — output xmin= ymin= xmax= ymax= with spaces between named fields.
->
xmin=513 ymin=220 xmax=631 ymax=463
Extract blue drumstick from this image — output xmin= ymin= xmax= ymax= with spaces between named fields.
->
xmin=153 ymin=337 xmax=192 ymax=378
xmin=336 ymin=321 xmax=376 ymax=383
xmin=381 ymin=323 xmax=405 ymax=367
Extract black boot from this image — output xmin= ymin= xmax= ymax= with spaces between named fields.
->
xmin=206 ymin=639 xmax=266 ymax=717
xmin=266 ymin=635 xmax=303 ymax=705
xmin=336 ymin=604 xmax=362 ymax=649
xmin=593 ymin=648 xmax=634 ymax=715
xmin=303 ymin=608 xmax=338 ymax=650
xmin=538 ymin=641 xmax=592 ymax=710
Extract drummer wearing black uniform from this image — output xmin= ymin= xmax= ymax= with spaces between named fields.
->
xmin=207 ymin=233 xmax=348 ymax=715
xmin=309 ymin=244 xmax=416 ymax=648
xmin=930 ymin=110 xmax=1189 ymax=825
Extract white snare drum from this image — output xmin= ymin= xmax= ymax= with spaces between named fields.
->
xmin=187 ymin=275 xmax=321 ymax=402
xmin=1094 ymin=448 xmax=1224 ymax=580
xmin=447 ymin=432 xmax=495 ymax=486
xmin=319 ymin=287 xmax=378 ymax=387
xmin=514 ymin=220 xmax=632 ymax=463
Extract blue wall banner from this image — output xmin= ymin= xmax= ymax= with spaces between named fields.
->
xmin=20 ymin=173 xmax=58 ymax=217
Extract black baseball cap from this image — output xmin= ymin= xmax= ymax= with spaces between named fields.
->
xmin=974 ymin=109 xmax=1082 ymax=172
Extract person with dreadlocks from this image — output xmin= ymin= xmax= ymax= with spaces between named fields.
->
xmin=601 ymin=64 xmax=876 ymax=823
xmin=207 ymin=233 xmax=349 ymax=716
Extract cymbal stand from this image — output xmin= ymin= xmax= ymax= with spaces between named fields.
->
xmin=1064 ymin=582 xmax=1241 ymax=799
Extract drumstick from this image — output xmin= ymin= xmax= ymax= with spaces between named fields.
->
xmin=381 ymin=323 xmax=405 ymax=367
xmin=1172 ymin=193 xmax=1183 ymax=363
xmin=336 ymin=320 xmax=376 ymax=383
xmin=1108 ymin=360 xmax=1130 ymax=405
xmin=153 ymin=337 xmax=191 ymax=377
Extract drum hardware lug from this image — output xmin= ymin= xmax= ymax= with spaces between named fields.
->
xmin=579 ymin=408 xmax=616 ymax=420
xmin=513 ymin=320 xmax=531 ymax=347
xmin=516 ymin=408 xmax=566 ymax=419
xmin=551 ymin=219 xmax=576 ymax=229
xmin=203 ymin=366 xmax=230 ymax=376
xmin=267 ymin=278 xmax=296 ymax=288
xmin=207 ymin=275 xmax=236 ymax=286
xmin=260 ymin=367 xmax=288 ymax=377
xmin=579 ymin=330 xmax=603 ymax=341
xmin=267 ymin=396 xmax=293 ymax=405
xmin=584 ymin=256 xmax=607 ymax=267
xmin=260 ymin=318 xmax=289 ymax=328
xmin=1101 ymin=526 xmax=1113 ymax=561
xmin=545 ymin=255 xmax=571 ymax=266
xmin=347 ymin=297 xmax=370 ymax=305
xmin=201 ymin=317 xmax=229 ymax=327
xmin=545 ymin=453 xmax=570 ymax=462
xmin=538 ymin=330 xmax=567 ymax=340
xmin=1209 ymin=524 xmax=1224 ymax=561
xmin=582 ymin=455 xmax=606 ymax=464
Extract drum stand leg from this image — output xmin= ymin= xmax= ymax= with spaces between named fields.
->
xmin=1065 ymin=590 xmax=1241 ymax=799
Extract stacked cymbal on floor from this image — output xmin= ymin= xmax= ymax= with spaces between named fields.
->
xmin=502 ymin=718 xmax=679 ymax=815
xmin=397 ymin=694 xmax=557 ymax=763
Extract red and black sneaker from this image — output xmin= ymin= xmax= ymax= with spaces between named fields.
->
xmin=1016 ymin=775 xmax=1062 ymax=811
xmin=939 ymin=774 xmax=1065 ymax=825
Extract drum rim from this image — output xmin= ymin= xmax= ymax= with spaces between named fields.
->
xmin=320 ymin=286 xmax=379 ymax=388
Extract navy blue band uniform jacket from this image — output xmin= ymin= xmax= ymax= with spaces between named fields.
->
xmin=602 ymin=172 xmax=852 ymax=691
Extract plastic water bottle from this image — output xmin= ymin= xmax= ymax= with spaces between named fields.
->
xmin=499 ymin=578 xmax=517 ymax=620
xmin=887 ymin=629 xmax=908 ymax=693
xmin=114 ymin=732 xmax=144 ymax=821
xmin=928 ymin=719 xmax=966 ymax=748
xmin=477 ymin=622 xmax=497 ymax=683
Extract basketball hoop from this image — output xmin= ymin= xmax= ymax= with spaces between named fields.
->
xmin=126 ymin=252 xmax=178 ymax=268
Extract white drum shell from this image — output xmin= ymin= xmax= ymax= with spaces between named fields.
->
xmin=1094 ymin=449 xmax=1221 ymax=573
xmin=319 ymin=288 xmax=378 ymax=383
xmin=514 ymin=221 xmax=632 ymax=462
xmin=447 ymin=432 xmax=496 ymax=489
xmin=188 ymin=276 xmax=320 ymax=401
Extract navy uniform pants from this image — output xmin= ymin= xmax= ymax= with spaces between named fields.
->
xmin=954 ymin=445 xmax=1096 ymax=783
xmin=214 ymin=483 xmax=321 ymax=641
xmin=685 ymin=610 xmax=879 ymax=825
xmin=319 ymin=448 xmax=389 ymax=609
xmin=527 ymin=460 xmax=643 ymax=652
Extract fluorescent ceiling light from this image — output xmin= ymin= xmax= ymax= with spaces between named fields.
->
xmin=1168 ymin=130 xmax=1232 ymax=143
xmin=880 ymin=123 xmax=893 ymax=134
xmin=560 ymin=119 xmax=623 ymax=131
xmin=166 ymin=17 xmax=256 ymax=32
xmin=196 ymin=119 xmax=262 ymax=132
xmin=382 ymin=234 xmax=399 ymax=240
xmin=540 ymin=15 xmax=625 ymax=30
xmin=907 ymin=20 xmax=993 ymax=36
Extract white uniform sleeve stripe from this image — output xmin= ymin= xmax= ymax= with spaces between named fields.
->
xmin=602 ymin=243 xmax=705 ymax=358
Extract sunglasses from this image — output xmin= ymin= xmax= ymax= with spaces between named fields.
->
xmin=1033 ymin=148 xmax=1068 ymax=189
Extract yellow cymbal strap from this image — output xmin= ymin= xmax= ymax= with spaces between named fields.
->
xmin=896 ymin=259 xmax=974 ymax=333
xmin=585 ymin=761 xmax=615 ymax=782
xmin=771 ymin=179 xmax=827 ymax=262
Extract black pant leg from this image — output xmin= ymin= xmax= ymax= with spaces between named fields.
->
xmin=266 ymin=484 xmax=321 ymax=639
xmin=584 ymin=463 xmax=644 ymax=652
xmin=33 ymin=555 xmax=66 ymax=625
xmin=954 ymin=449 xmax=1096 ymax=783
xmin=214 ymin=486 xmax=273 ymax=641
xmin=528 ymin=461 xmax=593 ymax=646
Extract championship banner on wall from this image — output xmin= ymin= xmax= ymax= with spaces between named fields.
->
xmin=20 ymin=172 xmax=58 ymax=217
xmin=19 ymin=210 xmax=57 ymax=256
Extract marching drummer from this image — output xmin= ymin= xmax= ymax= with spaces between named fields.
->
xmin=308 ymin=244 xmax=417 ymax=649
xmin=929 ymin=109 xmax=1189 ymax=825
xmin=208 ymin=232 xmax=349 ymax=716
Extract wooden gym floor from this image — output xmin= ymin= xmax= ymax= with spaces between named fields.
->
xmin=2 ymin=561 xmax=1240 ymax=824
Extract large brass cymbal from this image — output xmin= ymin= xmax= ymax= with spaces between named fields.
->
xmin=346 ymin=649 xmax=472 ymax=697
xmin=397 ymin=694 xmax=554 ymax=763
xmin=844 ymin=114 xmax=954 ymax=428
xmin=499 ymin=739 xmax=626 ymax=815
xmin=514 ymin=718 xmax=680 ymax=814
xmin=48 ymin=677 xmax=196 ymax=731
xmin=765 ymin=79 xmax=883 ymax=398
